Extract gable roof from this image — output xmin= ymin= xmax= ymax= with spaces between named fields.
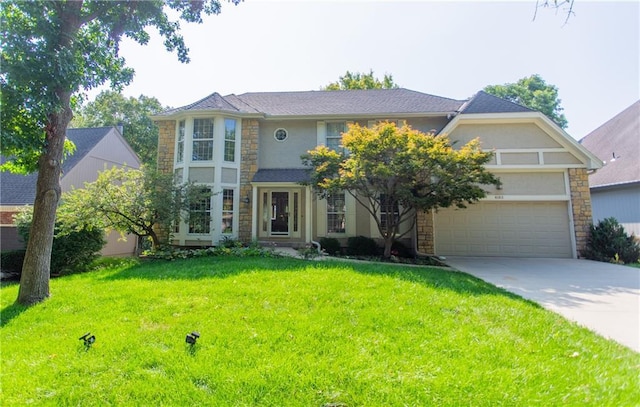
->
xmin=1 ymin=127 xmax=115 ymax=205
xmin=460 ymin=91 xmax=534 ymax=114
xmin=579 ymin=100 xmax=640 ymax=188
xmin=156 ymin=88 xmax=467 ymax=118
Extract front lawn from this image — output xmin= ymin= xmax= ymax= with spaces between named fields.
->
xmin=1 ymin=256 xmax=638 ymax=405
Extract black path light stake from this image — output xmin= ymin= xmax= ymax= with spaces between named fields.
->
xmin=186 ymin=331 xmax=200 ymax=346
xmin=79 ymin=332 xmax=95 ymax=349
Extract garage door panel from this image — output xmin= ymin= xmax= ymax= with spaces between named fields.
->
xmin=434 ymin=201 xmax=572 ymax=258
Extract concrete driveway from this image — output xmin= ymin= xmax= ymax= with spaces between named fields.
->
xmin=443 ymin=257 xmax=640 ymax=352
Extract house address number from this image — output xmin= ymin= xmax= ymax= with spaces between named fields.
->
xmin=493 ymin=195 xmax=504 ymax=199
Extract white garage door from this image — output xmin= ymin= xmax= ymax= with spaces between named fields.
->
xmin=434 ymin=201 xmax=573 ymax=258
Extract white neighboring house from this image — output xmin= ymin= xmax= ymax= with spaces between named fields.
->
xmin=1 ymin=126 xmax=142 ymax=255
xmin=580 ymin=101 xmax=640 ymax=237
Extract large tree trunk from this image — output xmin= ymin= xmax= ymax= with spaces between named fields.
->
xmin=17 ymin=94 xmax=73 ymax=306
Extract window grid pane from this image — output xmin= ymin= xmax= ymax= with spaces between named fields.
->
xmin=222 ymin=189 xmax=234 ymax=234
xmin=177 ymin=120 xmax=185 ymax=163
xmin=192 ymin=119 xmax=214 ymax=161
xmin=224 ymin=119 xmax=236 ymax=162
xmin=189 ymin=188 xmax=211 ymax=234
xmin=326 ymin=122 xmax=347 ymax=153
xmin=380 ymin=194 xmax=399 ymax=229
xmin=327 ymin=192 xmax=346 ymax=233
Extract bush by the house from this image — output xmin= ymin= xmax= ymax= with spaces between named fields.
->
xmin=1 ymin=250 xmax=26 ymax=275
xmin=391 ymin=240 xmax=413 ymax=258
xmin=582 ymin=217 xmax=640 ymax=264
xmin=319 ymin=237 xmax=341 ymax=255
xmin=15 ymin=211 xmax=106 ymax=276
xmin=347 ymin=235 xmax=379 ymax=256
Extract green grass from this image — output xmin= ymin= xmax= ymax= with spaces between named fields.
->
xmin=2 ymin=256 xmax=638 ymax=406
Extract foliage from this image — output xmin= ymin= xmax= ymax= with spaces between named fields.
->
xmin=143 ymin=243 xmax=280 ymax=261
xmin=1 ymin=250 xmax=27 ymax=274
xmin=582 ymin=217 xmax=640 ymax=264
xmin=1 ymin=0 xmax=240 ymax=305
xmin=71 ymin=91 xmax=165 ymax=165
xmin=483 ymin=74 xmax=568 ymax=129
xmin=58 ymin=166 xmax=208 ymax=249
xmin=391 ymin=239 xmax=413 ymax=258
xmin=2 ymin=256 xmax=639 ymax=405
xmin=319 ymin=237 xmax=341 ymax=255
xmin=322 ymin=69 xmax=398 ymax=90
xmin=15 ymin=210 xmax=105 ymax=276
xmin=302 ymin=122 xmax=498 ymax=258
xmin=347 ymin=235 xmax=379 ymax=256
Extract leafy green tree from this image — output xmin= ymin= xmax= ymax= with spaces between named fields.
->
xmin=483 ymin=74 xmax=568 ymax=129
xmin=302 ymin=122 xmax=499 ymax=258
xmin=322 ymin=70 xmax=398 ymax=90
xmin=58 ymin=166 xmax=209 ymax=250
xmin=71 ymin=91 xmax=165 ymax=165
xmin=1 ymin=0 xmax=239 ymax=306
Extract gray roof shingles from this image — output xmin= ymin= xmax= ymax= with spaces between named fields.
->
xmin=460 ymin=91 xmax=534 ymax=114
xmin=1 ymin=127 xmax=113 ymax=205
xmin=580 ymin=100 xmax=640 ymax=188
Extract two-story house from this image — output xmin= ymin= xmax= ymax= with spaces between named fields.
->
xmin=153 ymin=88 xmax=601 ymax=258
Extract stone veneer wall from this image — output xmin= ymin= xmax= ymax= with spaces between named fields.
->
xmin=156 ymin=120 xmax=176 ymax=174
xmin=415 ymin=210 xmax=435 ymax=255
xmin=569 ymin=168 xmax=593 ymax=258
xmin=238 ymin=119 xmax=259 ymax=243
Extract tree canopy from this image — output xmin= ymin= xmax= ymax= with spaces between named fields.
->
xmin=71 ymin=91 xmax=165 ymax=165
xmin=302 ymin=122 xmax=499 ymax=258
xmin=1 ymin=0 xmax=239 ymax=305
xmin=58 ymin=166 xmax=207 ymax=250
xmin=322 ymin=70 xmax=399 ymax=90
xmin=483 ymin=74 xmax=568 ymax=129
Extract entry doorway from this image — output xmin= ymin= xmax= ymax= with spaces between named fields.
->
xmin=259 ymin=189 xmax=302 ymax=239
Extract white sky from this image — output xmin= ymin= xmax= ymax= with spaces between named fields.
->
xmin=99 ymin=0 xmax=639 ymax=140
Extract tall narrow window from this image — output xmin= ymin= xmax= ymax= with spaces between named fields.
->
xmin=224 ymin=118 xmax=236 ymax=162
xmin=177 ymin=120 xmax=185 ymax=163
xmin=221 ymin=189 xmax=234 ymax=234
xmin=192 ymin=118 xmax=214 ymax=161
xmin=326 ymin=122 xmax=347 ymax=152
xmin=327 ymin=191 xmax=346 ymax=233
xmin=189 ymin=188 xmax=211 ymax=234
xmin=380 ymin=194 xmax=399 ymax=230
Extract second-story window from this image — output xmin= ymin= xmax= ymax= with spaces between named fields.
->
xmin=326 ymin=122 xmax=347 ymax=152
xmin=193 ymin=118 xmax=214 ymax=161
xmin=224 ymin=119 xmax=236 ymax=162
xmin=177 ymin=120 xmax=185 ymax=163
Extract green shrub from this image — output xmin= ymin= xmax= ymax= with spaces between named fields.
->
xmin=15 ymin=211 xmax=106 ymax=275
xmin=391 ymin=240 xmax=413 ymax=258
xmin=582 ymin=217 xmax=640 ymax=264
xmin=319 ymin=237 xmax=341 ymax=255
xmin=1 ymin=250 xmax=26 ymax=273
xmin=347 ymin=235 xmax=379 ymax=256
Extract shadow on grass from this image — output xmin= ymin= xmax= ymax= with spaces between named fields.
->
xmin=102 ymin=255 xmax=535 ymax=305
xmin=0 ymin=301 xmax=30 ymax=328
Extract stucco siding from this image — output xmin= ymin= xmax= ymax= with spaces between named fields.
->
xmin=449 ymin=123 xmax=563 ymax=149
xmin=591 ymin=184 xmax=640 ymax=236
xmin=259 ymin=120 xmax=317 ymax=168
xmin=488 ymin=172 xmax=567 ymax=196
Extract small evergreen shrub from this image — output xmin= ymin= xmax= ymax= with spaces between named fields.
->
xmin=1 ymin=250 xmax=26 ymax=273
xmin=391 ymin=240 xmax=413 ymax=258
xmin=582 ymin=217 xmax=640 ymax=264
xmin=319 ymin=237 xmax=341 ymax=255
xmin=347 ymin=235 xmax=379 ymax=256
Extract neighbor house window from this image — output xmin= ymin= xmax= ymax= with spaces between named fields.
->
xmin=177 ymin=120 xmax=185 ymax=163
xmin=221 ymin=189 xmax=234 ymax=234
xmin=326 ymin=122 xmax=347 ymax=152
xmin=224 ymin=119 xmax=236 ymax=162
xmin=327 ymin=191 xmax=346 ymax=234
xmin=380 ymin=194 xmax=399 ymax=230
xmin=192 ymin=118 xmax=214 ymax=161
xmin=189 ymin=188 xmax=211 ymax=234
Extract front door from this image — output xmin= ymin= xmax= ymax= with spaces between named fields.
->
xmin=259 ymin=189 xmax=301 ymax=238
xmin=270 ymin=191 xmax=289 ymax=235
